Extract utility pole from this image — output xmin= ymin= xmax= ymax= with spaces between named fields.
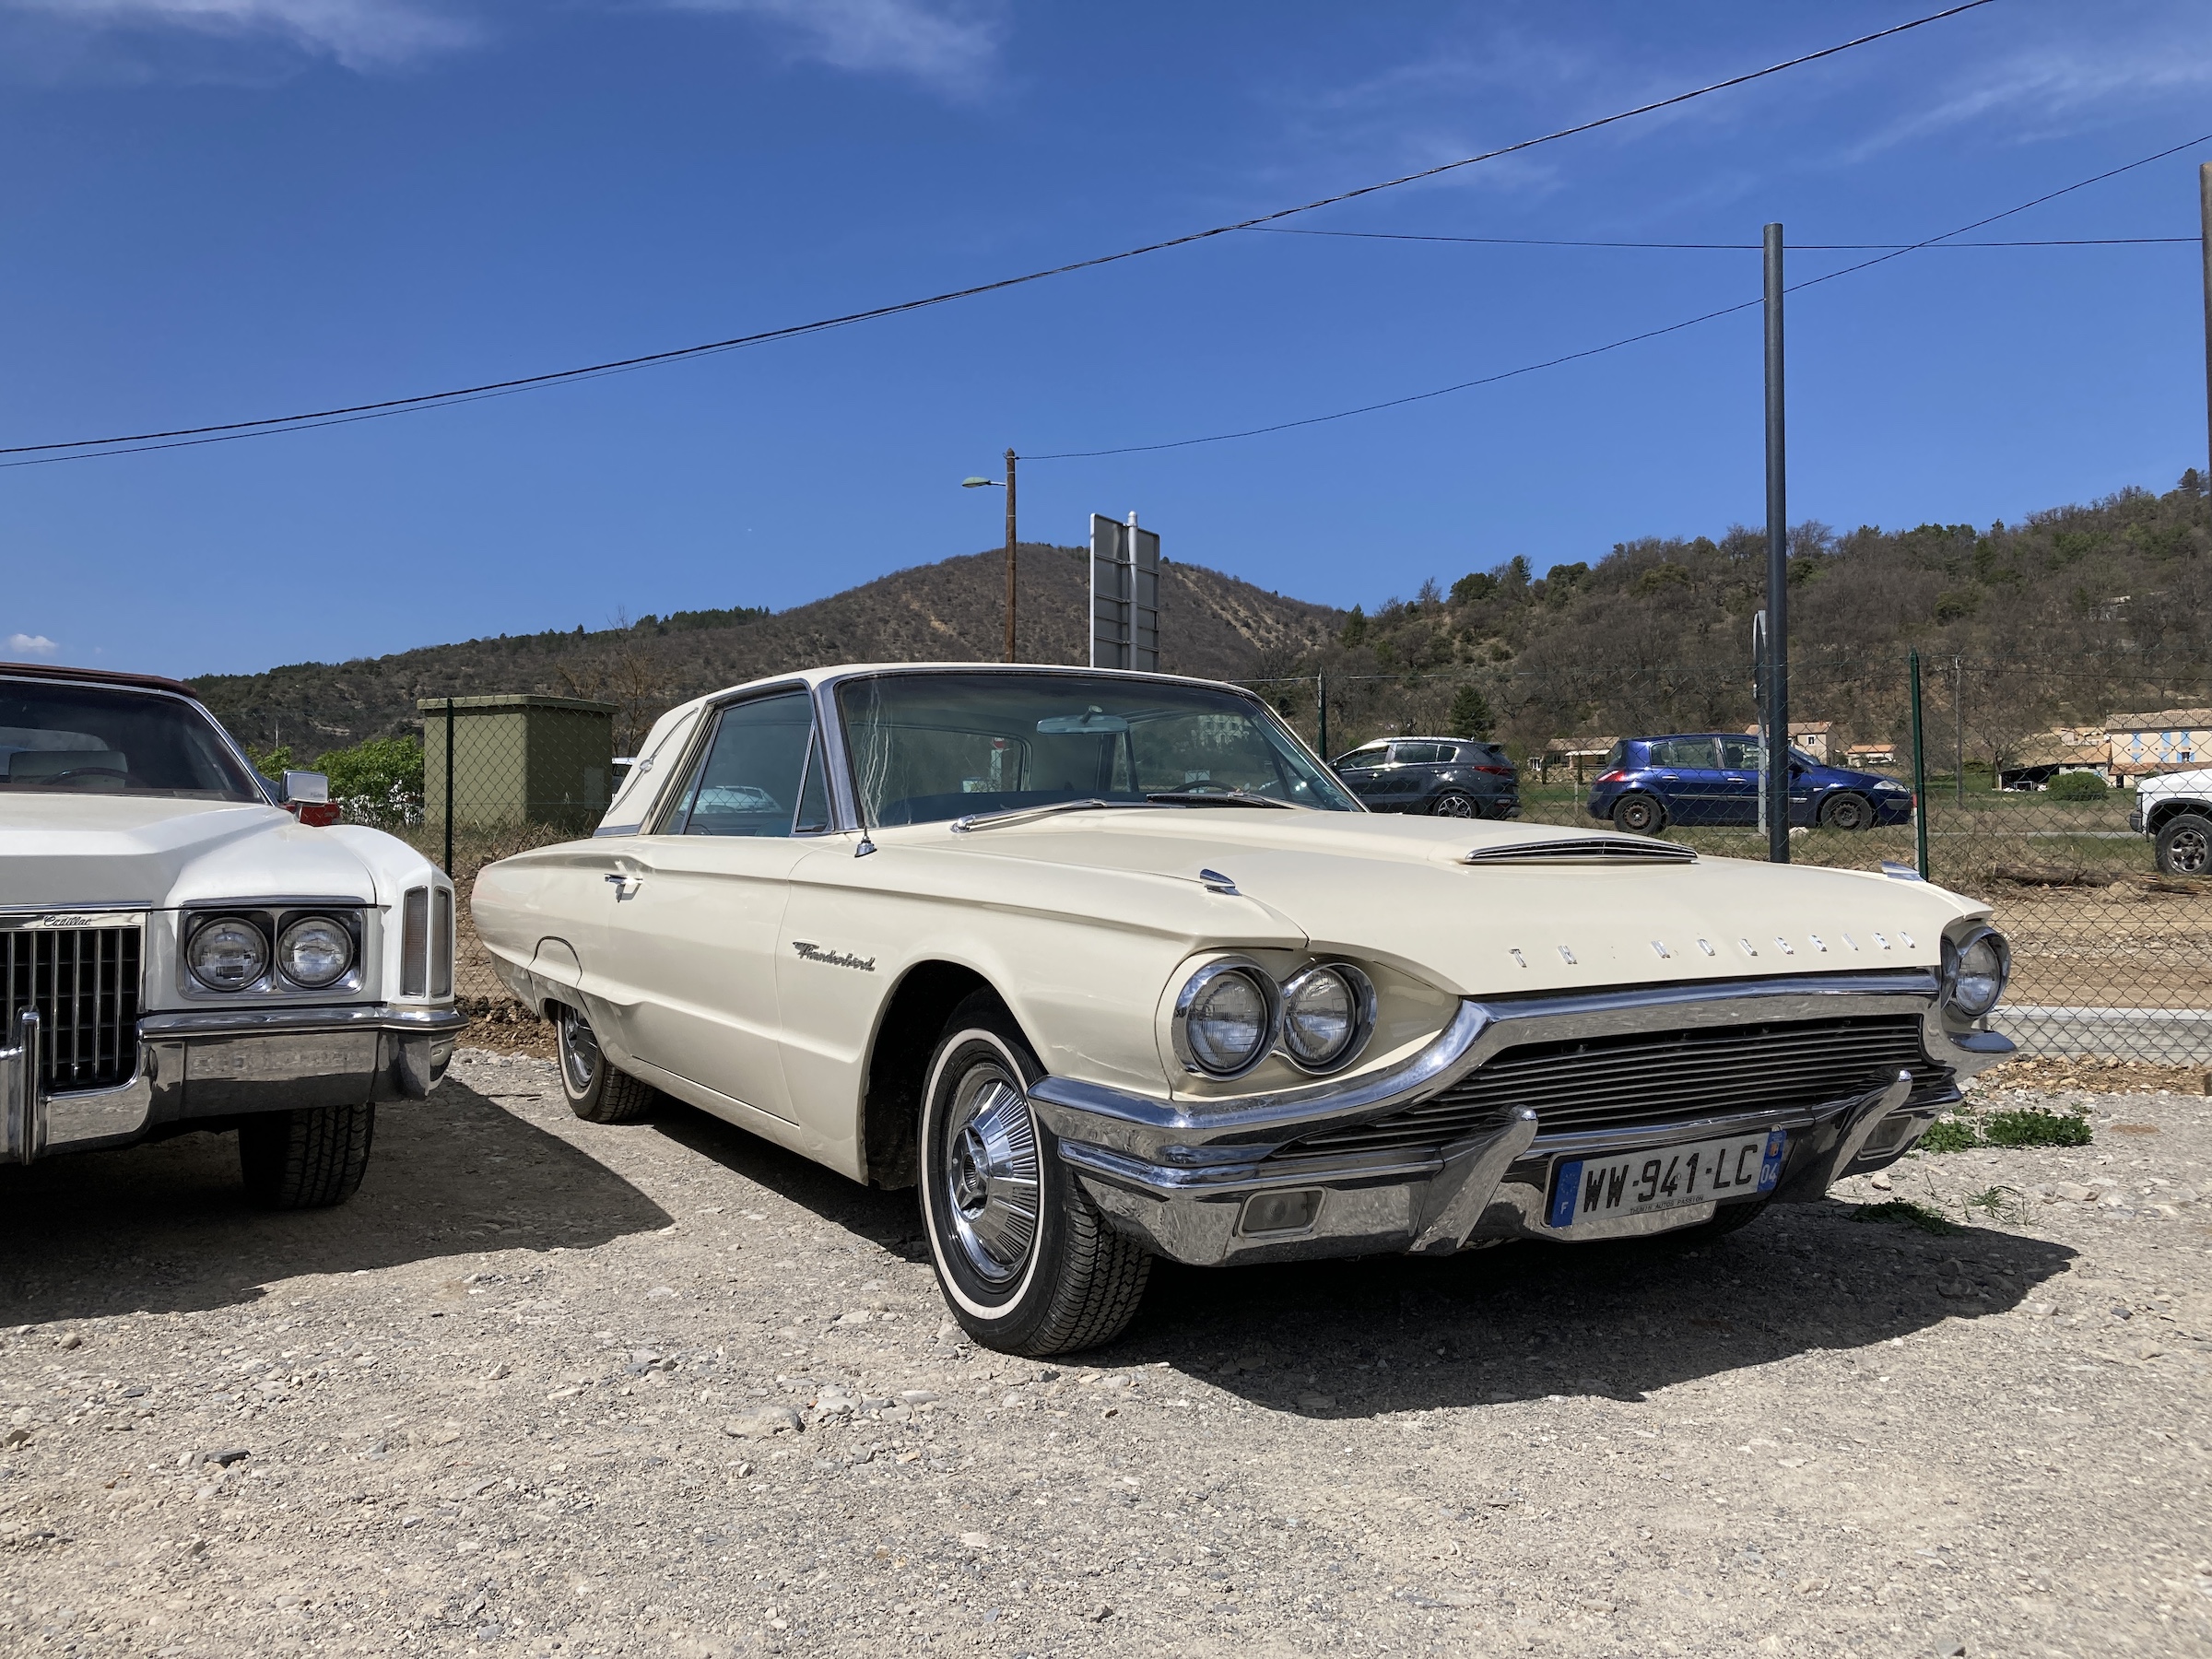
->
xmin=2200 ymin=163 xmax=2211 ymax=487
xmin=1003 ymin=448 xmax=1018 ymax=664
xmin=1763 ymin=221 xmax=1790 ymax=864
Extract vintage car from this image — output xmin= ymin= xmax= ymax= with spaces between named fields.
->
xmin=1 ymin=663 xmax=465 ymax=1205
xmin=473 ymin=664 xmax=2015 ymax=1356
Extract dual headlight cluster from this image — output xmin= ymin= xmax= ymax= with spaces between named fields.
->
xmin=1939 ymin=924 xmax=2009 ymax=1019
xmin=1172 ymin=959 xmax=1377 ymax=1079
xmin=187 ymin=912 xmax=358 ymax=994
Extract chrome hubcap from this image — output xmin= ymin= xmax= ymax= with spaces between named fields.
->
xmin=2173 ymin=830 xmax=2208 ymax=873
xmin=1434 ymin=794 xmax=1477 ymax=818
xmin=940 ymin=1067 xmax=1041 ymax=1286
xmin=559 ymin=1008 xmax=600 ymax=1095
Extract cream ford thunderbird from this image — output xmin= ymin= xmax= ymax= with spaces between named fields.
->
xmin=2 ymin=663 xmax=465 ymax=1206
xmin=473 ymin=665 xmax=2015 ymax=1356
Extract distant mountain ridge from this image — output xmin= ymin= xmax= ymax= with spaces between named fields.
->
xmin=191 ymin=544 xmax=1343 ymax=757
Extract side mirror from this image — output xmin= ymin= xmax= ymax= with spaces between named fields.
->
xmin=282 ymin=770 xmax=330 ymax=804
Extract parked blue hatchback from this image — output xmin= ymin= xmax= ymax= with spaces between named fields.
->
xmin=1585 ymin=734 xmax=1914 ymax=834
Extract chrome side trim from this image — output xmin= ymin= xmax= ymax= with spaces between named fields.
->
xmin=1057 ymin=1137 xmax=1445 ymax=1199
xmin=0 ymin=904 xmax=150 ymax=924
xmin=1774 ymin=1070 xmax=1912 ymax=1202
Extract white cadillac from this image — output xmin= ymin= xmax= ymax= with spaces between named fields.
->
xmin=1 ymin=664 xmax=464 ymax=1206
xmin=474 ymin=665 xmax=2016 ymax=1356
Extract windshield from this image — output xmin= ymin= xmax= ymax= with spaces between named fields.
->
xmin=0 ymin=680 xmax=263 ymax=801
xmin=838 ymin=672 xmax=1359 ymax=827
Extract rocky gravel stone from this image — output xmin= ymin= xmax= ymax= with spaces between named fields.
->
xmin=0 ymin=1053 xmax=2204 ymax=1656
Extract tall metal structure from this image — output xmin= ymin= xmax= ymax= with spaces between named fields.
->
xmin=1762 ymin=221 xmax=1791 ymax=864
xmin=2200 ymin=163 xmax=2211 ymax=487
xmin=1089 ymin=512 xmax=1160 ymax=672
xmin=1002 ymin=449 xmax=1018 ymax=664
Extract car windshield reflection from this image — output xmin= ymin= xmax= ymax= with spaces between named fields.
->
xmin=838 ymin=671 xmax=1358 ymax=828
xmin=0 ymin=680 xmax=261 ymax=801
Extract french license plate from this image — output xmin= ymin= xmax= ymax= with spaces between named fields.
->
xmin=1546 ymin=1130 xmax=1787 ymax=1230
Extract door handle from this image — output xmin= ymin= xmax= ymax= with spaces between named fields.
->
xmin=606 ymin=873 xmax=641 ymax=898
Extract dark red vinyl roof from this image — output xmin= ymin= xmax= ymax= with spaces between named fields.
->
xmin=0 ymin=661 xmax=205 ymax=701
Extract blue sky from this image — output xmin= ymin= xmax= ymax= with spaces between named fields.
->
xmin=1 ymin=0 xmax=2207 ymax=677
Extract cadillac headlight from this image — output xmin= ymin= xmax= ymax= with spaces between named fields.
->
xmin=277 ymin=915 xmax=355 ymax=988
xmin=187 ymin=916 xmax=268 ymax=992
xmin=1941 ymin=926 xmax=2010 ymax=1018
xmin=1278 ymin=963 xmax=1375 ymax=1073
xmin=1172 ymin=959 xmax=1279 ymax=1078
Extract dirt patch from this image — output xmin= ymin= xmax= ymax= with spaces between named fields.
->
xmin=0 ymin=1055 xmax=2205 ymax=1657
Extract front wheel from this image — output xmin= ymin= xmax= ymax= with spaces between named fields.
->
xmin=557 ymin=1004 xmax=660 ymax=1124
xmin=1611 ymin=793 xmax=1665 ymax=835
xmin=2155 ymin=812 xmax=2212 ymax=877
xmin=1429 ymin=790 xmax=1479 ymax=818
xmin=918 ymin=994 xmax=1151 ymax=1356
xmin=240 ymin=1102 xmax=374 ymax=1209
xmin=1819 ymin=791 xmax=1874 ymax=831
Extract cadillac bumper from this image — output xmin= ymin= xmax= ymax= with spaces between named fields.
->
xmin=2 ymin=1002 xmax=468 ymax=1165
xmin=1030 ymin=971 xmax=2012 ymax=1268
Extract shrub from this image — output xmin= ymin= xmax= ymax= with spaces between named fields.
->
xmin=1851 ymin=1198 xmax=1959 ymax=1235
xmin=1917 ymin=1116 xmax=1979 ymax=1154
xmin=1981 ymin=1108 xmax=2091 ymax=1148
xmin=2045 ymin=771 xmax=2108 ymax=802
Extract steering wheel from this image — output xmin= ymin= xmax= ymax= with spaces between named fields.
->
xmin=35 ymin=767 xmax=129 ymax=786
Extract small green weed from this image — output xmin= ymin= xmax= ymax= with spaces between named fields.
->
xmin=1961 ymin=1184 xmax=2029 ymax=1224
xmin=1851 ymin=1198 xmax=1962 ymax=1235
xmin=1981 ymin=1109 xmax=2092 ymax=1148
xmin=1916 ymin=1116 xmax=1980 ymax=1154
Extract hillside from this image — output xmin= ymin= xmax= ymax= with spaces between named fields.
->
xmin=194 ymin=545 xmax=1342 ymax=756
xmin=1276 ymin=473 xmax=2212 ymax=767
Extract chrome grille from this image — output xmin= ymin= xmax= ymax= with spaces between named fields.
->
xmin=2 ymin=925 xmax=142 ymax=1092
xmin=1279 ymin=1012 xmax=1949 ymax=1159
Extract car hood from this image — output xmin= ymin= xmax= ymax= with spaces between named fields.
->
xmin=2137 ymin=768 xmax=2212 ymax=797
xmin=911 ymin=808 xmax=1983 ymax=995
xmin=0 ymin=795 xmax=386 ymax=909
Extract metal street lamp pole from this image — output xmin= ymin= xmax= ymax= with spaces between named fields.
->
xmin=2200 ymin=162 xmax=2211 ymax=487
xmin=1763 ymin=221 xmax=1790 ymax=865
xmin=1004 ymin=448 xmax=1018 ymax=664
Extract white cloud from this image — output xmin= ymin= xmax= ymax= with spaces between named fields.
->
xmin=4 ymin=633 xmax=60 ymax=659
xmin=663 ymin=0 xmax=1002 ymax=91
xmin=2 ymin=0 xmax=478 ymax=71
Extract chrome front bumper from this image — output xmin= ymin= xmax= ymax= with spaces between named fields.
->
xmin=1029 ymin=971 xmax=2013 ymax=1268
xmin=1 ymin=1002 xmax=468 ymax=1165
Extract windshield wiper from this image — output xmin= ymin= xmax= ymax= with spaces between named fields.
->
xmin=947 ymin=799 xmax=1159 ymax=834
xmin=1142 ymin=790 xmax=1294 ymax=809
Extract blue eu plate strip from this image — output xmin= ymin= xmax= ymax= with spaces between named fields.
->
xmin=1757 ymin=1129 xmax=1787 ymax=1192
xmin=1547 ymin=1160 xmax=1583 ymax=1229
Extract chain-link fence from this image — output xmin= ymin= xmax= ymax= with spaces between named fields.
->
xmin=1245 ymin=652 xmax=2212 ymax=1066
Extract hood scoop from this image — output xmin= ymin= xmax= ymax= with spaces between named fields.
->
xmin=1463 ymin=836 xmax=1697 ymax=866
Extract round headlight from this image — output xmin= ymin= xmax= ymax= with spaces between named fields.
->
xmin=277 ymin=915 xmax=355 ymax=989
xmin=1279 ymin=963 xmax=1375 ymax=1073
xmin=1173 ymin=960 xmax=1278 ymax=1078
xmin=1942 ymin=927 xmax=2010 ymax=1018
xmin=187 ymin=917 xmax=267 ymax=992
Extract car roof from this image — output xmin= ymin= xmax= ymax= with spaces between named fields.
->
xmin=0 ymin=661 xmax=205 ymax=701
xmin=660 ymin=660 xmax=1265 ymax=721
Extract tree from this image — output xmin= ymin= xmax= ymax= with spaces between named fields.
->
xmin=1451 ymin=571 xmax=1498 ymax=606
xmin=1448 ymin=684 xmax=1493 ymax=740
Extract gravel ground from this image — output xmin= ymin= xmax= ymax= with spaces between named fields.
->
xmin=2 ymin=1053 xmax=2207 ymax=1659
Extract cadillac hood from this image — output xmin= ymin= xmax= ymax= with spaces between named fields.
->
xmin=912 ymin=809 xmax=1985 ymax=996
xmin=0 ymin=795 xmax=398 ymax=909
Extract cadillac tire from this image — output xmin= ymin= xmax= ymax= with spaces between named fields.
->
xmin=239 ymin=1101 xmax=374 ymax=1209
xmin=557 ymin=1004 xmax=660 ymax=1124
xmin=919 ymin=993 xmax=1151 ymax=1357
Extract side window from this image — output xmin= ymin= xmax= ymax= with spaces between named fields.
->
xmin=1714 ymin=737 xmax=1762 ymax=770
xmin=1393 ymin=742 xmax=1445 ymax=764
xmin=664 ymin=691 xmax=819 ymax=838
xmin=1337 ymin=745 xmax=1389 ymax=770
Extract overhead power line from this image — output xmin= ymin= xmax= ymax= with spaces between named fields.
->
xmin=1 ymin=0 xmax=1997 ymax=468
xmin=1025 ymin=129 xmax=2212 ymax=462
xmin=1253 ymin=228 xmax=2194 ymax=250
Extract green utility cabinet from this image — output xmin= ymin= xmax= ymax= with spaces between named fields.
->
xmin=418 ymin=694 xmax=618 ymax=832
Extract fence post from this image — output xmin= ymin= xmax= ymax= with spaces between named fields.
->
xmin=1316 ymin=672 xmax=1328 ymax=760
xmin=443 ymin=698 xmax=455 ymax=877
xmin=1909 ymin=651 xmax=1930 ymax=880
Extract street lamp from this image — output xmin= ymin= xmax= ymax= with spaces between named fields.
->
xmin=963 ymin=449 xmax=1017 ymax=664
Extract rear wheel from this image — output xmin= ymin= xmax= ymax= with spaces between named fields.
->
xmin=557 ymin=1004 xmax=660 ymax=1124
xmin=1820 ymin=792 xmax=1873 ymax=831
xmin=1430 ymin=790 xmax=1479 ymax=818
xmin=919 ymin=994 xmax=1150 ymax=1357
xmin=2155 ymin=812 xmax=2212 ymax=877
xmin=1611 ymin=793 xmax=1665 ymax=835
xmin=240 ymin=1102 xmax=374 ymax=1209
